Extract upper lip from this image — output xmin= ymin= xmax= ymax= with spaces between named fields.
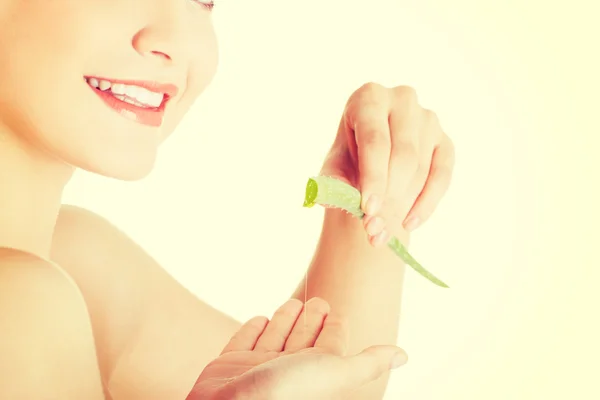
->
xmin=85 ymin=76 xmax=180 ymax=98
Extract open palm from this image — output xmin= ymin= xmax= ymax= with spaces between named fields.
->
xmin=186 ymin=297 xmax=407 ymax=400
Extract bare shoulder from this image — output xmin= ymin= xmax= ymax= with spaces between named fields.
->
xmin=52 ymin=205 xmax=241 ymax=399
xmin=0 ymin=248 xmax=105 ymax=399
xmin=0 ymin=248 xmax=79 ymax=299
xmin=0 ymin=247 xmax=71 ymax=283
xmin=53 ymin=204 xmax=240 ymax=336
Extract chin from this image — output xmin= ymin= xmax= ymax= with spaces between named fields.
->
xmin=50 ymin=136 xmax=159 ymax=182
xmin=77 ymin=150 xmax=159 ymax=182
xmin=56 ymin=110 xmax=171 ymax=181
xmin=91 ymin=162 xmax=156 ymax=182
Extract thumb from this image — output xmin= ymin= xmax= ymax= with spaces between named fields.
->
xmin=343 ymin=345 xmax=408 ymax=388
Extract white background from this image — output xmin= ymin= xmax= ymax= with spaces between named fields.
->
xmin=63 ymin=1 xmax=599 ymax=399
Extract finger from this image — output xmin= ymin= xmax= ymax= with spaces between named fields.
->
xmin=363 ymin=215 xmax=386 ymax=237
xmin=253 ymin=298 xmax=304 ymax=352
xmin=283 ymin=297 xmax=330 ymax=352
xmin=404 ymin=135 xmax=455 ymax=231
xmin=343 ymin=345 xmax=408 ymax=388
xmin=401 ymin=140 xmax=435 ymax=216
xmin=313 ymin=312 xmax=350 ymax=356
xmin=403 ymin=110 xmax=441 ymax=205
xmin=220 ymin=316 xmax=269 ymax=355
xmin=384 ymin=97 xmax=422 ymax=225
xmin=351 ymin=103 xmax=392 ymax=216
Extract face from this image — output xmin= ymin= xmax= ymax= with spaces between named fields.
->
xmin=0 ymin=0 xmax=218 ymax=180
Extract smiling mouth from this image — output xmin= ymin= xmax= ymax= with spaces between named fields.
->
xmin=84 ymin=76 xmax=179 ymax=127
xmin=85 ymin=77 xmax=171 ymax=109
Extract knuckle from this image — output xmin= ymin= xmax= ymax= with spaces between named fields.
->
xmin=359 ymin=81 xmax=385 ymax=96
xmin=361 ymin=129 xmax=391 ymax=148
xmin=349 ymin=82 xmax=388 ymax=109
xmin=357 ymin=124 xmax=391 ymax=150
xmin=423 ymin=108 xmax=440 ymax=126
xmin=394 ymin=85 xmax=418 ymax=104
xmin=391 ymin=143 xmax=419 ymax=166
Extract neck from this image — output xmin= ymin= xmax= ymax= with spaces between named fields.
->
xmin=0 ymin=127 xmax=74 ymax=259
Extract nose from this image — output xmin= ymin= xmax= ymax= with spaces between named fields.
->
xmin=131 ymin=3 xmax=190 ymax=66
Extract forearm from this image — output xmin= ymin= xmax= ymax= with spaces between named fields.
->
xmin=291 ymin=208 xmax=407 ymax=399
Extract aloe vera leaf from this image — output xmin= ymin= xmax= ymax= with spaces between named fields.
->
xmin=303 ymin=175 xmax=449 ymax=288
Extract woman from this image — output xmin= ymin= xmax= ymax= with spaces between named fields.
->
xmin=0 ymin=0 xmax=455 ymax=399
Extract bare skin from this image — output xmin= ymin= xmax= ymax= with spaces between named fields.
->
xmin=49 ymin=205 xmax=400 ymax=399
xmin=0 ymin=248 xmax=105 ymax=399
xmin=0 ymin=0 xmax=454 ymax=398
xmin=48 ymin=84 xmax=454 ymax=399
xmin=187 ymin=298 xmax=407 ymax=400
xmin=1 ymin=238 xmax=406 ymax=400
xmin=50 ymin=205 xmax=243 ymax=399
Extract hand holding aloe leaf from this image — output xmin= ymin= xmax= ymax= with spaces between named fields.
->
xmin=309 ymin=83 xmax=455 ymax=288
xmin=303 ymin=175 xmax=449 ymax=288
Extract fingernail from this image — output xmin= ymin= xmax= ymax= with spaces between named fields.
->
xmin=390 ymin=351 xmax=408 ymax=369
xmin=372 ymin=230 xmax=390 ymax=247
xmin=365 ymin=195 xmax=383 ymax=216
xmin=366 ymin=217 xmax=385 ymax=236
xmin=404 ymin=216 xmax=421 ymax=232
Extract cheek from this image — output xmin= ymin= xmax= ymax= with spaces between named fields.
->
xmin=0 ymin=1 xmax=103 ymax=96
xmin=1 ymin=1 xmax=99 ymax=58
xmin=0 ymin=6 xmax=152 ymax=180
xmin=188 ymin=31 xmax=220 ymax=101
xmin=0 ymin=4 xmax=92 ymax=133
xmin=160 ymin=36 xmax=219 ymax=142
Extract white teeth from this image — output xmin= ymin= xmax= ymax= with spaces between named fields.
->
xmin=113 ymin=94 xmax=142 ymax=108
xmin=98 ymin=80 xmax=112 ymax=91
xmin=148 ymin=92 xmax=164 ymax=107
xmin=111 ymin=83 xmax=126 ymax=95
xmin=124 ymin=85 xmax=138 ymax=98
xmin=86 ymin=77 xmax=166 ymax=108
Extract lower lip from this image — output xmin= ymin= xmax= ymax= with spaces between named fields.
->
xmin=90 ymin=86 xmax=166 ymax=128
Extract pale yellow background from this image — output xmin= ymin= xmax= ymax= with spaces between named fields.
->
xmin=62 ymin=1 xmax=599 ymax=399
